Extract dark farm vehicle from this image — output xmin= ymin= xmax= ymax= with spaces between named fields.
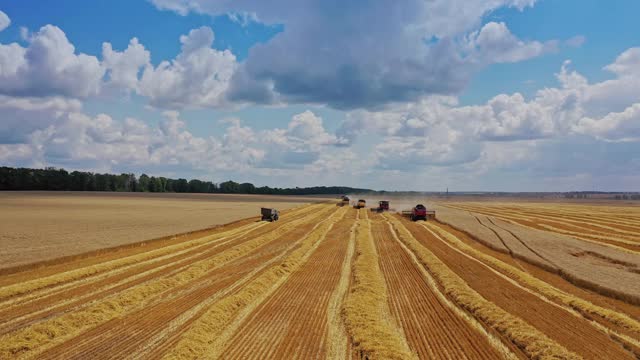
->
xmin=354 ymin=199 xmax=366 ymax=209
xmin=261 ymin=207 xmax=280 ymax=222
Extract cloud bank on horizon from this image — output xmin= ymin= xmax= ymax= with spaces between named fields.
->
xmin=0 ymin=2 xmax=638 ymax=191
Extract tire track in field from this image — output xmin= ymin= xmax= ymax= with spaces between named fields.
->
xmin=0 ymin=205 xmax=325 ymax=336
xmin=446 ymin=204 xmax=640 ymax=251
xmin=471 ymin=214 xmax=529 ymax=273
xmin=220 ymin=209 xmax=357 ymax=359
xmin=402 ymin=217 xmax=636 ymax=359
xmin=370 ymin=214 xmax=506 ymax=359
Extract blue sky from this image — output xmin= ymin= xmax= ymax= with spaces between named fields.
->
xmin=0 ymin=1 xmax=639 ymax=191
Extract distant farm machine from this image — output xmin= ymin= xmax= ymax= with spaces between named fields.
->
xmin=354 ymin=199 xmax=367 ymax=209
xmin=261 ymin=207 xmax=280 ymax=222
xmin=401 ymin=204 xmax=436 ymax=221
xmin=338 ymin=195 xmax=351 ymax=207
xmin=371 ymin=200 xmax=394 ymax=213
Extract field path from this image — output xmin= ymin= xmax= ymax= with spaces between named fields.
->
xmin=370 ymin=213 xmax=508 ymax=359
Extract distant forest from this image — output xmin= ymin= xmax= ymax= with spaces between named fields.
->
xmin=0 ymin=166 xmax=373 ymax=195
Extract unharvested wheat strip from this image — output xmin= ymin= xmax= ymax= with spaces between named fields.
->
xmin=386 ymin=215 xmax=581 ymax=360
xmin=161 ymin=206 xmax=348 ymax=360
xmin=325 ymin=212 xmax=358 ymax=360
xmin=422 ymin=222 xmax=640 ymax=338
xmin=341 ymin=210 xmax=416 ymax=360
xmin=380 ymin=216 xmax=517 ymax=360
xmin=0 ymin=205 xmax=336 ymax=359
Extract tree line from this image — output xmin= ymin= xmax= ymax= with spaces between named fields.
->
xmin=0 ymin=166 xmax=372 ymax=195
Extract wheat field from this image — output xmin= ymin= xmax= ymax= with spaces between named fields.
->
xmin=0 ymin=200 xmax=639 ymax=359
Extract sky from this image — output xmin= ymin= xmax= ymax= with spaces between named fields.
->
xmin=0 ymin=0 xmax=639 ymax=191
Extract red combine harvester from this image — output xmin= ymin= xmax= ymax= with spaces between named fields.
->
xmin=401 ymin=204 xmax=436 ymax=221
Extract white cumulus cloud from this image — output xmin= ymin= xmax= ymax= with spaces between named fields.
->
xmin=0 ymin=25 xmax=104 ymax=98
xmin=102 ymin=38 xmax=151 ymax=91
xmin=138 ymin=26 xmax=237 ymax=108
xmin=0 ymin=10 xmax=10 ymax=32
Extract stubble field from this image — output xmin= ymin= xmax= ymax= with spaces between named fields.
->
xmin=0 ymin=197 xmax=639 ymax=359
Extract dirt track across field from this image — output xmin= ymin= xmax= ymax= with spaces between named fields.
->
xmin=1 ymin=203 xmax=639 ymax=359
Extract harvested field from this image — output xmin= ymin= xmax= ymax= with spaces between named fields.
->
xmin=436 ymin=202 xmax=640 ymax=304
xmin=0 ymin=200 xmax=639 ymax=359
xmin=0 ymin=191 xmax=328 ymax=269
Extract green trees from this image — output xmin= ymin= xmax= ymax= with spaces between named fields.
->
xmin=0 ymin=166 xmax=373 ymax=195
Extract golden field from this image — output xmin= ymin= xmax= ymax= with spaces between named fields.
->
xmin=0 ymin=191 xmax=326 ymax=269
xmin=0 ymin=198 xmax=639 ymax=359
